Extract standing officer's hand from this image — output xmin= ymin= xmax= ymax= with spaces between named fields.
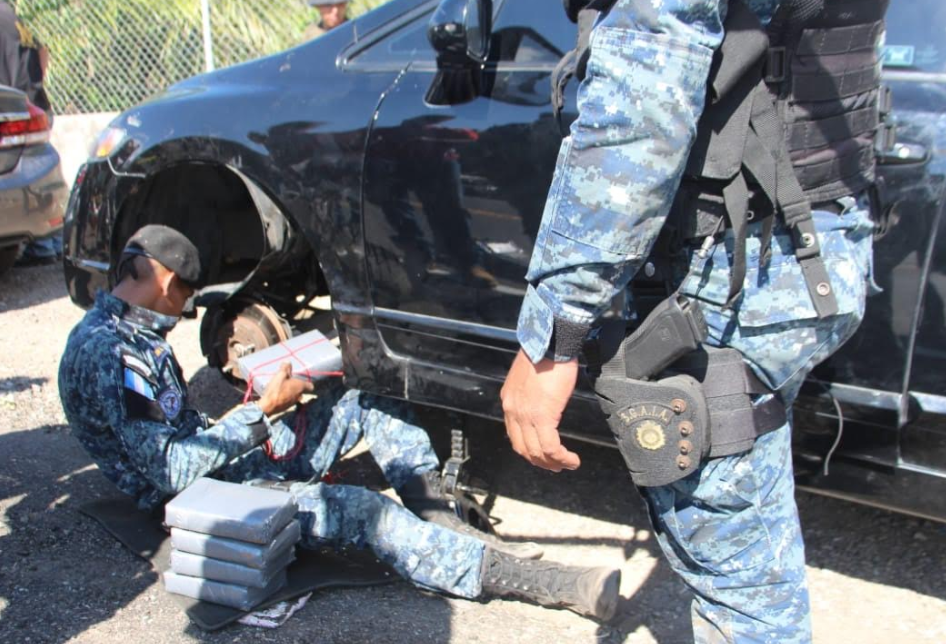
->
xmin=501 ymin=350 xmax=581 ymax=472
xmin=258 ymin=362 xmax=314 ymax=416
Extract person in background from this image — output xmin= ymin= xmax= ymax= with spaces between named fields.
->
xmin=0 ymin=0 xmax=59 ymax=265
xmin=302 ymin=0 xmax=349 ymax=42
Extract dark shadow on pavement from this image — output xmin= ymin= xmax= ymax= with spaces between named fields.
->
xmin=0 ymin=376 xmax=48 ymax=394
xmin=0 ymin=424 xmax=158 ymax=644
xmin=0 ymin=262 xmax=68 ymax=313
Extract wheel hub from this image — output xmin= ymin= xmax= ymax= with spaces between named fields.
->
xmin=205 ymin=302 xmax=291 ymax=380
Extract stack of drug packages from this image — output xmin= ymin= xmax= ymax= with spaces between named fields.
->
xmin=163 ymin=477 xmax=302 ymax=610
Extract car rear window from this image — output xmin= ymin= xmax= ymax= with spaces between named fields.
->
xmin=883 ymin=0 xmax=946 ymax=74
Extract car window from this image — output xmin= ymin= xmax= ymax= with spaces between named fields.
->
xmin=883 ymin=0 xmax=946 ymax=73
xmin=352 ymin=10 xmax=435 ymax=66
xmin=491 ymin=0 xmax=574 ymax=65
xmin=351 ymin=1 xmax=575 ymax=70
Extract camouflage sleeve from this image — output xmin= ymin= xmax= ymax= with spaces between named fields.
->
xmin=516 ymin=0 xmax=728 ymax=362
xmin=91 ymin=339 xmax=272 ymax=496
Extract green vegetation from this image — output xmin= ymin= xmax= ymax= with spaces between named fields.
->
xmin=13 ymin=0 xmax=389 ymax=114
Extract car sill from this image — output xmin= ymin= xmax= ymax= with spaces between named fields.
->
xmin=68 ymin=257 xmax=110 ymax=272
xmin=374 ymin=307 xmax=517 ymax=344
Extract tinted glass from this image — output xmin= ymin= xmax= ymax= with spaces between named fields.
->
xmin=491 ymin=0 xmax=575 ymax=64
xmin=883 ymin=0 xmax=946 ymax=73
xmin=354 ymin=11 xmax=436 ymax=64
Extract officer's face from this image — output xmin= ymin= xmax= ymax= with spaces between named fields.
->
xmin=163 ymin=275 xmax=195 ymax=318
xmin=318 ymin=2 xmax=347 ymax=30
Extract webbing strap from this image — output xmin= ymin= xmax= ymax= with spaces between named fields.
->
xmin=745 ymin=80 xmax=840 ymax=318
xmin=758 ymin=213 xmax=776 ymax=267
xmin=707 ymin=398 xmax=786 ymax=457
xmin=721 ymin=174 xmax=750 ymax=308
xmin=551 ymin=8 xmax=599 ymax=130
xmin=709 ymin=0 xmax=770 ymax=102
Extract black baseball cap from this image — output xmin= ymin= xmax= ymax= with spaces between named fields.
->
xmin=121 ymin=224 xmax=204 ymax=289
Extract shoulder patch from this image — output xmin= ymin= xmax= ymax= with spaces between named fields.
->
xmin=123 ymin=367 xmax=156 ymax=401
xmin=157 ymin=387 xmax=183 ymax=421
xmin=121 ymin=353 xmax=152 ymax=375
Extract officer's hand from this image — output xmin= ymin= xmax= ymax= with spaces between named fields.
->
xmin=501 ymin=350 xmax=581 ymax=472
xmin=258 ymin=362 xmax=314 ymax=416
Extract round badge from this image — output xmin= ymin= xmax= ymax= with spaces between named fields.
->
xmin=158 ymin=388 xmax=183 ymax=420
xmin=635 ymin=420 xmax=666 ymax=451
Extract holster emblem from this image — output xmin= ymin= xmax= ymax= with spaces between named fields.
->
xmin=635 ymin=420 xmax=666 ymax=451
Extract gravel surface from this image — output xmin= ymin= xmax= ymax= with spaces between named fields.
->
xmin=2 ymin=263 xmax=946 ymax=644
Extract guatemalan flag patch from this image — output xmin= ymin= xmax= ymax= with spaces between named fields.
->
xmin=123 ymin=367 xmax=156 ymax=401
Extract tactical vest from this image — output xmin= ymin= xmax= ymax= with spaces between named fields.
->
xmin=554 ymin=0 xmax=892 ymax=317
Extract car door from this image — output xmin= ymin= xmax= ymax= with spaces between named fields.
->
xmin=359 ymin=0 xmax=577 ymax=381
xmin=799 ymin=0 xmax=946 ymax=473
xmin=877 ymin=0 xmax=946 ymax=470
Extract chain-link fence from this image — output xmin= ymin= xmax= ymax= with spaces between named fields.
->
xmin=13 ymin=0 xmax=388 ymax=115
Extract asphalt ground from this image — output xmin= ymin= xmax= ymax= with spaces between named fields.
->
xmin=2 ymin=262 xmax=946 ymax=644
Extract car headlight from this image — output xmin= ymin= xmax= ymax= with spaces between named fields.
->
xmin=90 ymin=126 xmax=127 ymax=159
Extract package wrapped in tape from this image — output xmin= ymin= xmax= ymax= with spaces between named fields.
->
xmin=237 ymin=328 xmax=342 ymax=396
xmin=163 ymin=569 xmax=287 ymax=610
xmin=170 ymin=546 xmax=296 ymax=588
xmin=164 ymin=478 xmax=297 ymax=544
xmin=170 ymin=520 xmax=301 ymax=569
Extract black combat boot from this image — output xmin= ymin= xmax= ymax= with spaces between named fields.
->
xmin=480 ymin=547 xmax=621 ymax=621
xmin=398 ymin=471 xmax=544 ymax=560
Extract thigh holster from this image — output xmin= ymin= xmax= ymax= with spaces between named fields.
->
xmin=594 ymin=373 xmax=710 ymax=486
xmin=589 ymin=298 xmax=787 ymax=487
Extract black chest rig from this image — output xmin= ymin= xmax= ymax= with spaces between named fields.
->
xmin=672 ymin=0 xmax=891 ymax=317
xmin=556 ymin=0 xmax=892 ymax=317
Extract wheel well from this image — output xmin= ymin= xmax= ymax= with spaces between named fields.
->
xmin=113 ymin=162 xmax=329 ymax=320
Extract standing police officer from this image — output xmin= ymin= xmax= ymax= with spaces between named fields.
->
xmin=502 ymin=0 xmax=888 ymax=641
xmin=60 ymin=225 xmax=622 ymax=620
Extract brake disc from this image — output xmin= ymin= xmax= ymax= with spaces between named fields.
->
xmin=203 ymin=301 xmax=291 ymax=380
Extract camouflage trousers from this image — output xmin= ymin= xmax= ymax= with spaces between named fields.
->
xmin=640 ymin=204 xmax=876 ymax=643
xmin=221 ymin=379 xmax=440 ymax=489
xmin=220 ymin=381 xmax=486 ymax=598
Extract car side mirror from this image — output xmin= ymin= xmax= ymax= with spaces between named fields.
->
xmin=425 ymin=0 xmax=492 ymax=106
xmin=428 ymin=0 xmax=492 ymax=64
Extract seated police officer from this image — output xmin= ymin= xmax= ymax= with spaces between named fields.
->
xmin=58 ymin=224 xmax=622 ymax=620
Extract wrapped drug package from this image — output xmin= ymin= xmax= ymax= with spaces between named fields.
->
xmin=170 ymin=547 xmax=296 ymax=588
xmin=236 ymin=329 xmax=342 ymax=396
xmin=170 ymin=520 xmax=301 ymax=568
xmin=164 ymin=477 xmax=297 ymax=544
xmin=164 ymin=570 xmax=288 ymax=611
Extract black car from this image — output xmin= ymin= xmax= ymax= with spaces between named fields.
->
xmin=63 ymin=0 xmax=946 ymax=521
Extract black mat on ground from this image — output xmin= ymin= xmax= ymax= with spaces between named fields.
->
xmin=79 ymin=496 xmax=397 ymax=631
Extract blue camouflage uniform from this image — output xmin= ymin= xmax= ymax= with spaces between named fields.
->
xmin=517 ymin=0 xmax=877 ymax=641
xmin=59 ymin=291 xmax=485 ymax=598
